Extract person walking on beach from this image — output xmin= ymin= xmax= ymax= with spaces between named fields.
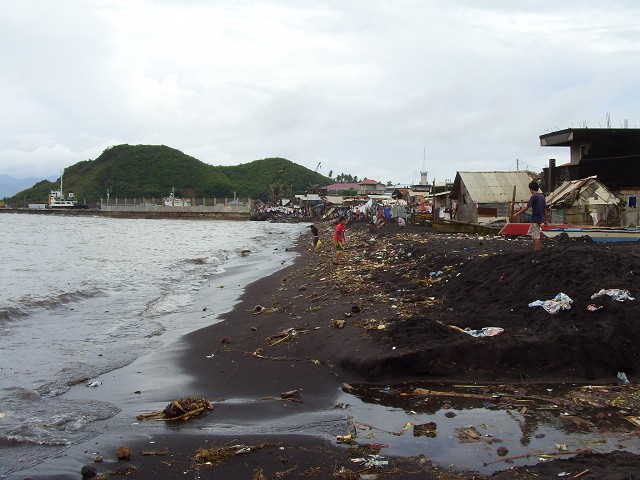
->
xmin=309 ymin=224 xmax=319 ymax=251
xmin=514 ymin=180 xmax=547 ymax=251
xmin=333 ymin=216 xmax=347 ymax=264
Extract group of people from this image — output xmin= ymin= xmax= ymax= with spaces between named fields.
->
xmin=307 ymin=181 xmax=546 ymax=264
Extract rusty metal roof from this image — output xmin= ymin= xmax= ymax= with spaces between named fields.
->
xmin=453 ymin=171 xmax=534 ymax=203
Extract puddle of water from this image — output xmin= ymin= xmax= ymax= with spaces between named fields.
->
xmin=335 ymin=382 xmax=640 ymax=474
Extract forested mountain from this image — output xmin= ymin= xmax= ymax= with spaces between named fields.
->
xmin=7 ymin=144 xmax=331 ymax=203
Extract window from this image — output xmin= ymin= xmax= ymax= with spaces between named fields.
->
xmin=629 ymin=195 xmax=637 ymax=208
xmin=580 ymin=144 xmax=590 ymax=157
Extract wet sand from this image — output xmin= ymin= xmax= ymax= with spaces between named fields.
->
xmin=12 ymin=221 xmax=640 ymax=479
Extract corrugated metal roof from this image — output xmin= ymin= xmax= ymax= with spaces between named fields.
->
xmin=546 ymin=176 xmax=620 ymax=206
xmin=546 ymin=177 xmax=594 ymax=204
xmin=325 ymin=195 xmax=344 ymax=204
xmin=295 ymin=194 xmax=322 ymax=201
xmin=455 ymin=171 xmax=534 ymax=203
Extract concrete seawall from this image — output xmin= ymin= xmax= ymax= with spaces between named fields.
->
xmin=0 ymin=208 xmax=251 ymax=220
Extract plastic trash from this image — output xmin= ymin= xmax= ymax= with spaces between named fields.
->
xmin=591 ymin=289 xmax=635 ymax=302
xmin=463 ymin=327 xmax=504 ymax=337
xmin=528 ymin=293 xmax=573 ymax=314
xmin=617 ymin=371 xmax=631 ymax=385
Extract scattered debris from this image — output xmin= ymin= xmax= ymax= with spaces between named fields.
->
xmin=252 ymin=304 xmax=279 ymax=315
xmin=139 ymin=449 xmax=169 ymax=456
xmin=413 ymin=422 xmax=437 ymax=437
xmin=351 ymin=454 xmax=389 ymax=468
xmin=394 ymin=422 xmax=413 ymax=436
xmin=194 ymin=443 xmax=272 ymax=466
xmin=280 ymin=389 xmax=299 ymax=399
xmin=80 ymin=465 xmax=97 ymax=478
xmin=335 ymin=466 xmax=359 ymax=480
xmin=624 ymin=416 xmax=640 ymax=428
xmin=445 ymin=324 xmax=504 ymax=337
xmin=496 ymin=446 xmax=508 ymax=456
xmin=617 ymin=371 xmax=630 ymax=385
xmin=336 ymin=434 xmax=356 ymax=444
xmin=456 ymin=426 xmax=485 ymax=443
xmin=591 ymin=288 xmax=635 ymax=302
xmin=266 ymin=327 xmax=310 ymax=346
xmin=483 ymin=448 xmax=591 ymax=467
xmin=136 ymin=397 xmax=214 ymax=421
xmin=116 ymin=446 xmax=131 ymax=461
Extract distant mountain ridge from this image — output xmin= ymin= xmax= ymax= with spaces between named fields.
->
xmin=5 ymin=144 xmax=331 ymax=203
xmin=0 ymin=175 xmax=57 ymax=199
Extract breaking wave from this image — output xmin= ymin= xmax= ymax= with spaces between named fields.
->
xmin=0 ymin=429 xmax=70 ymax=447
xmin=0 ymin=288 xmax=107 ymax=323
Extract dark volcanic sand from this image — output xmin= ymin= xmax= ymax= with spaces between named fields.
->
xmin=22 ymin=222 xmax=640 ymax=479
xmin=355 ymin=227 xmax=640 ymax=382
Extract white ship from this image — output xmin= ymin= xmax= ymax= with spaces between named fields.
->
xmin=49 ymin=176 xmax=77 ymax=208
xmin=163 ymin=188 xmax=191 ymax=207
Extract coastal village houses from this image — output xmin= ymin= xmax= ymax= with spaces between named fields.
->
xmin=540 ymin=128 xmax=640 ymax=227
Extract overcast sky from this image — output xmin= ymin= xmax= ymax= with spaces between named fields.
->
xmin=2 ymin=1 xmax=639 ymax=185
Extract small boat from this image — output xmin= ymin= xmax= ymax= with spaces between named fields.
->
xmin=431 ymin=219 xmax=501 ymax=235
xmin=542 ymin=227 xmax=640 ymax=242
xmin=499 ymin=223 xmax=576 ymax=236
xmin=500 ymin=223 xmax=640 ymax=242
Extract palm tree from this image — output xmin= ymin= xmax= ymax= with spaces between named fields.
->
xmin=267 ymin=182 xmax=284 ymax=206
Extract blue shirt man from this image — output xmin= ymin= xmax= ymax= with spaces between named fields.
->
xmin=514 ymin=180 xmax=547 ymax=251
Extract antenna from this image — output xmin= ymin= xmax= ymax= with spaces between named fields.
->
xmin=606 ymin=112 xmax=611 ymax=128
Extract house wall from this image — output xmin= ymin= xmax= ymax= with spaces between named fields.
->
xmin=454 ymin=182 xmax=475 ymax=222
xmin=620 ymin=189 xmax=640 ymax=227
xmin=548 ymin=205 xmax=619 ymax=226
xmin=358 ymin=185 xmax=385 ymax=195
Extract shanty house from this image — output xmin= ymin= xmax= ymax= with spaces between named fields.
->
xmin=450 ymin=171 xmax=535 ymax=224
xmin=540 ymin=128 xmax=640 ymax=227
xmin=545 ymin=176 xmax=621 ymax=226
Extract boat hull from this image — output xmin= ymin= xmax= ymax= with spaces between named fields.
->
xmin=431 ymin=220 xmax=501 ymax=235
xmin=542 ymin=227 xmax=640 ymax=242
xmin=499 ymin=223 xmax=576 ymax=236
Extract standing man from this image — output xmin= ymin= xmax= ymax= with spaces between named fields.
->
xmin=514 ymin=180 xmax=547 ymax=251
xmin=333 ymin=216 xmax=347 ymax=264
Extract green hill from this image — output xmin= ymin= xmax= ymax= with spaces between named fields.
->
xmin=8 ymin=144 xmax=331 ymax=203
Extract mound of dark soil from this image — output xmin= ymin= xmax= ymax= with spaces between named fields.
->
xmin=338 ymin=223 xmax=640 ymax=382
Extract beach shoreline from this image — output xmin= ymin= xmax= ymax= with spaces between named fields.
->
xmin=9 ymin=221 xmax=640 ymax=479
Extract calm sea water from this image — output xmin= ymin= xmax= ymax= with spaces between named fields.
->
xmin=0 ymin=213 xmax=304 ymax=476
